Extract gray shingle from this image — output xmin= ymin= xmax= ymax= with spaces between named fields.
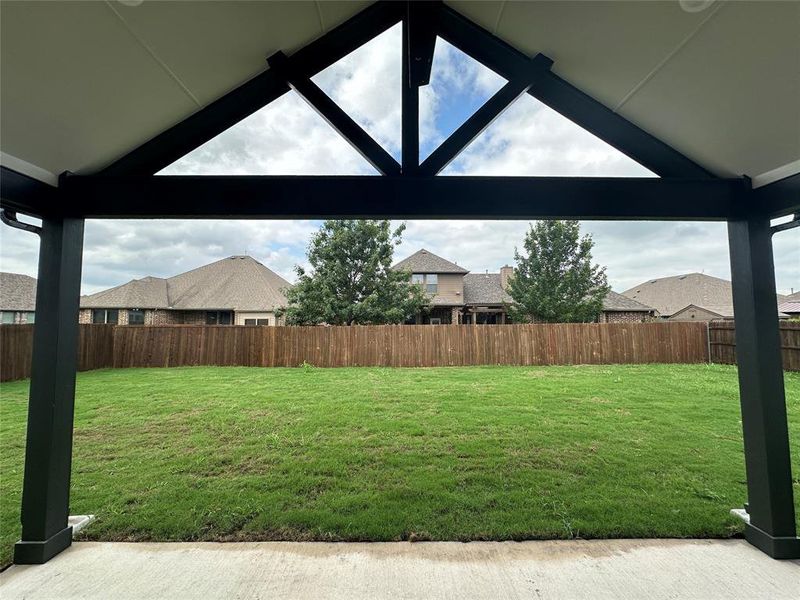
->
xmin=80 ymin=256 xmax=291 ymax=311
xmin=463 ymin=273 xmax=511 ymax=305
xmin=602 ymin=290 xmax=654 ymax=312
xmin=622 ymin=272 xmax=785 ymax=317
xmin=0 ymin=272 xmax=37 ymax=311
xmin=392 ymin=249 xmax=468 ymax=274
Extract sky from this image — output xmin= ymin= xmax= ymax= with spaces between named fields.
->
xmin=1 ymin=24 xmax=797 ymax=296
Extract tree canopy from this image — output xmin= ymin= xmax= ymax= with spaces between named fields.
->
xmin=282 ymin=220 xmax=428 ymax=325
xmin=507 ymin=220 xmax=609 ymax=323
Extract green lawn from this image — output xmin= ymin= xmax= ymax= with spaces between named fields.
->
xmin=1 ymin=364 xmax=799 ymax=567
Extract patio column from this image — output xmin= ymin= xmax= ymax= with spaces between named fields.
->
xmin=728 ymin=215 xmax=799 ymax=559
xmin=14 ymin=217 xmax=85 ymax=564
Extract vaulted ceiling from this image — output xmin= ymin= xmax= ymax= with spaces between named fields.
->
xmin=1 ymin=1 xmax=798 ymax=185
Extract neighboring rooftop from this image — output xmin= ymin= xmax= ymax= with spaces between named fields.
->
xmin=778 ymin=301 xmax=800 ymax=315
xmin=602 ymin=290 xmax=654 ymax=313
xmin=0 ymin=272 xmax=37 ymax=311
xmin=463 ymin=273 xmax=511 ymax=306
xmin=622 ymin=273 xmax=786 ymax=317
xmin=392 ymin=249 xmax=469 ymax=275
xmin=81 ymin=256 xmax=291 ymax=312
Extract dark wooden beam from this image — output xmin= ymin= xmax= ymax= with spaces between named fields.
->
xmin=436 ymin=4 xmax=714 ymax=179
xmin=268 ymin=52 xmax=401 ymax=176
xmin=728 ymin=215 xmax=800 ymax=559
xmin=99 ymin=1 xmax=404 ymax=176
xmin=14 ymin=216 xmax=85 ymax=564
xmin=753 ymin=173 xmax=800 ymax=218
xmin=406 ymin=1 xmax=441 ymax=87
xmin=0 ymin=166 xmax=57 ymax=218
xmin=419 ymin=54 xmax=552 ymax=176
xmin=57 ymin=175 xmax=743 ymax=220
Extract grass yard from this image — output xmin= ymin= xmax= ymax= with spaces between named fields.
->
xmin=1 ymin=364 xmax=799 ymax=567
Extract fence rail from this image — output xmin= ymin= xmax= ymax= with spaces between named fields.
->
xmin=709 ymin=321 xmax=800 ymax=371
xmin=1 ymin=322 xmax=709 ymax=382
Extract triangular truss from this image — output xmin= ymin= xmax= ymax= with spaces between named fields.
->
xmin=3 ymin=1 xmax=796 ymax=221
xmin=101 ymin=1 xmax=708 ymax=179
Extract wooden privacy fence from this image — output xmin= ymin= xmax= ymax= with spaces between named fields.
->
xmin=2 ymin=322 xmax=708 ymax=381
xmin=709 ymin=321 xmax=800 ymax=371
xmin=0 ymin=324 xmax=115 ymax=382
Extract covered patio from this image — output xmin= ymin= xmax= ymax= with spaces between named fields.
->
xmin=0 ymin=0 xmax=798 ymax=585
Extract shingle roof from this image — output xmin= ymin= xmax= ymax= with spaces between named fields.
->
xmin=81 ymin=276 xmax=169 ymax=309
xmin=392 ymin=249 xmax=468 ymax=274
xmin=622 ymin=273 xmax=788 ymax=317
xmin=778 ymin=301 xmax=800 ymax=315
xmin=0 ymin=272 xmax=37 ymax=311
xmin=80 ymin=256 xmax=291 ymax=311
xmin=463 ymin=273 xmax=511 ymax=305
xmin=783 ymin=291 xmax=800 ymax=302
xmin=602 ymin=290 xmax=654 ymax=312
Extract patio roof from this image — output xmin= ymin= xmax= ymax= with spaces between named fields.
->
xmin=0 ymin=1 xmax=797 ymax=183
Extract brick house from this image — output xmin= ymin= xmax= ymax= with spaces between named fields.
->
xmin=79 ymin=256 xmax=291 ymax=326
xmin=392 ymin=249 xmax=656 ymax=324
xmin=0 ymin=272 xmax=37 ymax=324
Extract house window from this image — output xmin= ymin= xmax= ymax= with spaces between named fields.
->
xmin=1 ymin=311 xmax=15 ymax=324
xmin=128 ymin=309 xmax=145 ymax=325
xmin=206 ymin=311 xmax=232 ymax=325
xmin=426 ymin=274 xmax=438 ymax=294
xmin=411 ymin=274 xmax=424 ymax=285
xmin=429 ymin=317 xmax=442 ymax=325
xmin=92 ymin=309 xmax=118 ymax=324
xmin=245 ymin=318 xmax=271 ymax=326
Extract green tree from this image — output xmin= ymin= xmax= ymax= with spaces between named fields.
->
xmin=282 ymin=220 xmax=428 ymax=325
xmin=507 ymin=220 xmax=609 ymax=323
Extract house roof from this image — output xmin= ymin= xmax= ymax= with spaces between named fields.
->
xmin=783 ymin=291 xmax=800 ymax=302
xmin=81 ymin=276 xmax=169 ymax=310
xmin=80 ymin=256 xmax=291 ymax=312
xmin=623 ymin=272 xmax=787 ymax=317
xmin=1 ymin=1 xmax=797 ymax=185
xmin=0 ymin=272 xmax=37 ymax=311
xmin=778 ymin=301 xmax=800 ymax=315
xmin=392 ymin=249 xmax=468 ymax=274
xmin=602 ymin=290 xmax=654 ymax=313
xmin=463 ymin=273 xmax=511 ymax=306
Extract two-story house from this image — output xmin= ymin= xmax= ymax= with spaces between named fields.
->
xmin=393 ymin=249 xmax=656 ymax=324
xmin=392 ymin=249 xmax=469 ymax=324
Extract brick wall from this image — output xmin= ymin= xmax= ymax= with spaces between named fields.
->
xmin=600 ymin=311 xmax=654 ymax=323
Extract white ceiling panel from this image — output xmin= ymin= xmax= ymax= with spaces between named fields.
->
xmin=619 ymin=0 xmax=800 ymax=178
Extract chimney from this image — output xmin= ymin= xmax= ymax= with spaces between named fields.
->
xmin=500 ymin=265 xmax=513 ymax=289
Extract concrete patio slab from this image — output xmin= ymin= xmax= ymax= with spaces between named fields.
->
xmin=1 ymin=539 xmax=798 ymax=599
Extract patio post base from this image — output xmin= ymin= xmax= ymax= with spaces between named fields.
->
xmin=745 ymin=523 xmax=800 ymax=559
xmin=14 ymin=526 xmax=73 ymax=564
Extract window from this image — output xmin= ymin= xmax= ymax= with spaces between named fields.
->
xmin=411 ymin=274 xmax=424 ymax=285
xmin=429 ymin=317 xmax=442 ymax=325
xmin=245 ymin=318 xmax=270 ymax=326
xmin=426 ymin=274 xmax=438 ymax=294
xmin=24 ymin=312 xmax=35 ymax=324
xmin=92 ymin=309 xmax=118 ymax=324
xmin=1 ymin=312 xmax=14 ymax=324
xmin=128 ymin=309 xmax=145 ymax=325
xmin=206 ymin=311 xmax=233 ymax=325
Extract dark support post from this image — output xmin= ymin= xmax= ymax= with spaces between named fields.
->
xmin=728 ymin=214 xmax=800 ymax=559
xmin=14 ymin=217 xmax=85 ymax=564
xmin=401 ymin=15 xmax=419 ymax=176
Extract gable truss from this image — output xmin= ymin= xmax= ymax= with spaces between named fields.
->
xmin=2 ymin=1 xmax=797 ymax=221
